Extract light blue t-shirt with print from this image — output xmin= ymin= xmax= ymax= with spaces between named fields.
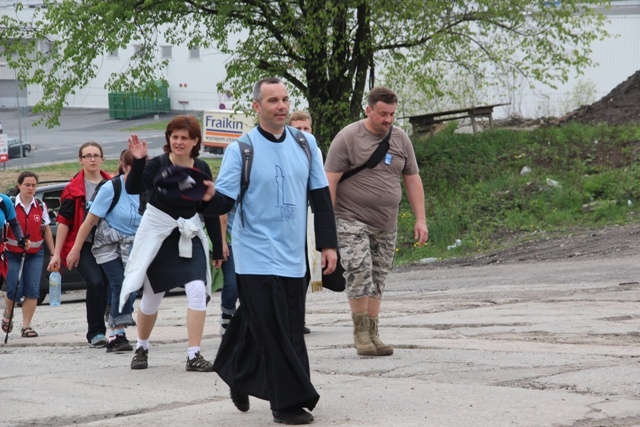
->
xmin=215 ymin=127 xmax=327 ymax=277
xmin=89 ymin=176 xmax=141 ymax=236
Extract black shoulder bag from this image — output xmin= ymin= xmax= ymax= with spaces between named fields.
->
xmin=322 ymin=127 xmax=393 ymax=292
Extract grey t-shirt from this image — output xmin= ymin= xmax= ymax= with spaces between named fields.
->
xmin=325 ymin=120 xmax=419 ymax=230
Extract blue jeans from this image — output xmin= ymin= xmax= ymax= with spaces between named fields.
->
xmin=220 ymin=245 xmax=238 ymax=315
xmin=100 ymin=257 xmax=135 ymax=328
xmin=5 ymin=249 xmax=44 ymax=300
xmin=106 ymin=273 xmax=135 ymax=322
xmin=76 ymin=242 xmax=109 ymax=342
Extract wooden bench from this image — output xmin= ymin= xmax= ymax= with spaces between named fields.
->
xmin=405 ymin=103 xmax=509 ymax=136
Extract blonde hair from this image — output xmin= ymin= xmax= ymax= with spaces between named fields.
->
xmin=288 ymin=110 xmax=312 ymax=125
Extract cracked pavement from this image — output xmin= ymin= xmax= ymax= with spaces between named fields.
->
xmin=2 ymin=253 xmax=640 ymax=426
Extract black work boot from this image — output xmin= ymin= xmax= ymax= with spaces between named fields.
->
xmin=230 ymin=389 xmax=250 ymax=412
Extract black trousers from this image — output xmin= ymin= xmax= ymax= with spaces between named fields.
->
xmin=212 ymin=274 xmax=319 ymax=411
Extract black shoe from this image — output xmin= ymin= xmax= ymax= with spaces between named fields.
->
xmin=230 ymin=389 xmax=250 ymax=412
xmin=131 ymin=347 xmax=148 ymax=370
xmin=106 ymin=334 xmax=133 ymax=353
xmin=303 ymin=326 xmax=311 ymax=334
xmin=186 ymin=351 xmax=214 ymax=372
xmin=273 ymin=407 xmax=314 ymax=425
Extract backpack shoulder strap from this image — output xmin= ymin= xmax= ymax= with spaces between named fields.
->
xmin=286 ymin=126 xmax=312 ymax=167
xmin=159 ymin=152 xmax=172 ymax=168
xmin=286 ymin=126 xmax=315 ymax=210
xmin=138 ymin=154 xmax=171 ymax=215
xmin=88 ymin=175 xmax=122 ymax=215
xmin=236 ymin=129 xmax=314 ymax=227
xmin=88 ymin=178 xmax=108 ymax=208
xmin=0 ymin=198 xmax=7 ymax=219
xmin=237 ymin=133 xmax=254 ymax=228
xmin=106 ymin=175 xmax=123 ymax=215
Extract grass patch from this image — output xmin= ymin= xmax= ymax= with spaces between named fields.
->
xmin=400 ymin=122 xmax=640 ymax=265
xmin=121 ymin=121 xmax=172 ymax=132
xmin=3 ymin=122 xmax=639 ymax=267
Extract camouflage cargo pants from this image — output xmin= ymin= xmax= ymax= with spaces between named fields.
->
xmin=336 ymin=218 xmax=397 ymax=299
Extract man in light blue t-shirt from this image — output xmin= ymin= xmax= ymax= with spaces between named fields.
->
xmin=212 ymin=77 xmax=337 ymax=425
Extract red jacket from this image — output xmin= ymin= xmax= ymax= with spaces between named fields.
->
xmin=6 ymin=197 xmax=46 ymax=254
xmin=57 ymin=169 xmax=111 ymax=267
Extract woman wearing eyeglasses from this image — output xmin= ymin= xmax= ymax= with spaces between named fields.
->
xmin=47 ymin=142 xmax=112 ymax=348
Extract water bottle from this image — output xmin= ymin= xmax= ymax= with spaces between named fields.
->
xmin=49 ymin=267 xmax=62 ymax=307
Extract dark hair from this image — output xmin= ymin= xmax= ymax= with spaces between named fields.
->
xmin=78 ymin=141 xmax=104 ymax=158
xmin=253 ymin=77 xmax=283 ymax=102
xmin=15 ymin=171 xmax=39 ymax=194
xmin=120 ymin=149 xmax=135 ymax=170
xmin=17 ymin=171 xmax=39 ymax=185
xmin=163 ymin=115 xmax=201 ymax=158
xmin=367 ymin=86 xmax=398 ymax=108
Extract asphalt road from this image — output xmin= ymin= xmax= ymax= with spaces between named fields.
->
xmin=0 ymin=108 xmax=197 ymax=168
xmin=1 ymin=107 xmax=639 ymax=426
xmin=1 ymin=255 xmax=640 ymax=426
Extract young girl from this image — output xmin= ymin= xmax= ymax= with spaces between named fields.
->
xmin=47 ymin=142 xmax=112 ymax=347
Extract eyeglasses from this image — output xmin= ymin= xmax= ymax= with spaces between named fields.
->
xmin=81 ymin=154 xmax=103 ymax=160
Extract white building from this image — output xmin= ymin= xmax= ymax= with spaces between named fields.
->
xmin=1 ymin=0 xmax=639 ymax=119
xmin=510 ymin=1 xmax=640 ymax=118
xmin=0 ymin=0 xmax=234 ymax=113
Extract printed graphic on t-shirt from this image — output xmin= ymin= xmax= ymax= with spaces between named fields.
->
xmin=275 ymin=165 xmax=296 ymax=221
xmin=129 ymin=204 xmax=139 ymax=228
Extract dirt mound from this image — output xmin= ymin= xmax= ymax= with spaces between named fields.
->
xmin=567 ymin=69 xmax=640 ymax=125
xmin=416 ymin=223 xmax=640 ymax=270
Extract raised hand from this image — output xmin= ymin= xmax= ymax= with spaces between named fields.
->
xmin=128 ymin=134 xmax=148 ymax=159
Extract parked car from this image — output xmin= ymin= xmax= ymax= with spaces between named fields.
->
xmin=7 ymin=138 xmax=32 ymax=159
xmin=1 ymin=181 xmax=86 ymax=304
xmin=2 ymin=179 xmax=180 ymax=305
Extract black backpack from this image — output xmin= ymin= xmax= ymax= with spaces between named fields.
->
xmin=86 ymin=175 xmax=123 ymax=218
xmin=236 ymin=126 xmax=312 ymax=227
xmin=84 ymin=175 xmax=123 ymax=241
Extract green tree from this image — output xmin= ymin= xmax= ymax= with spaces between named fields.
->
xmin=0 ymin=0 xmax=610 ymax=145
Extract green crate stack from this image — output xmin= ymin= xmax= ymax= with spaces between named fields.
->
xmin=108 ymin=81 xmax=170 ymax=119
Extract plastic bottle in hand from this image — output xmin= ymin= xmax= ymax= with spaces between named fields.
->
xmin=49 ymin=267 xmax=62 ymax=307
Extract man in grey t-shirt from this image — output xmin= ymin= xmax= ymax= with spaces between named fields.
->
xmin=325 ymin=86 xmax=428 ymax=356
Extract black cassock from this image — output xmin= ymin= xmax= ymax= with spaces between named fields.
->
xmin=212 ymin=274 xmax=320 ymax=411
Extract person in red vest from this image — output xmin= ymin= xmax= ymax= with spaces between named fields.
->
xmin=3 ymin=171 xmax=55 ymax=338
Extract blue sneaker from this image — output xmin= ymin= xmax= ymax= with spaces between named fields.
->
xmin=89 ymin=333 xmax=107 ymax=348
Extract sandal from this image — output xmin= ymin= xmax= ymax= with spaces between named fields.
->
xmin=21 ymin=327 xmax=38 ymax=338
xmin=2 ymin=310 xmax=13 ymax=334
